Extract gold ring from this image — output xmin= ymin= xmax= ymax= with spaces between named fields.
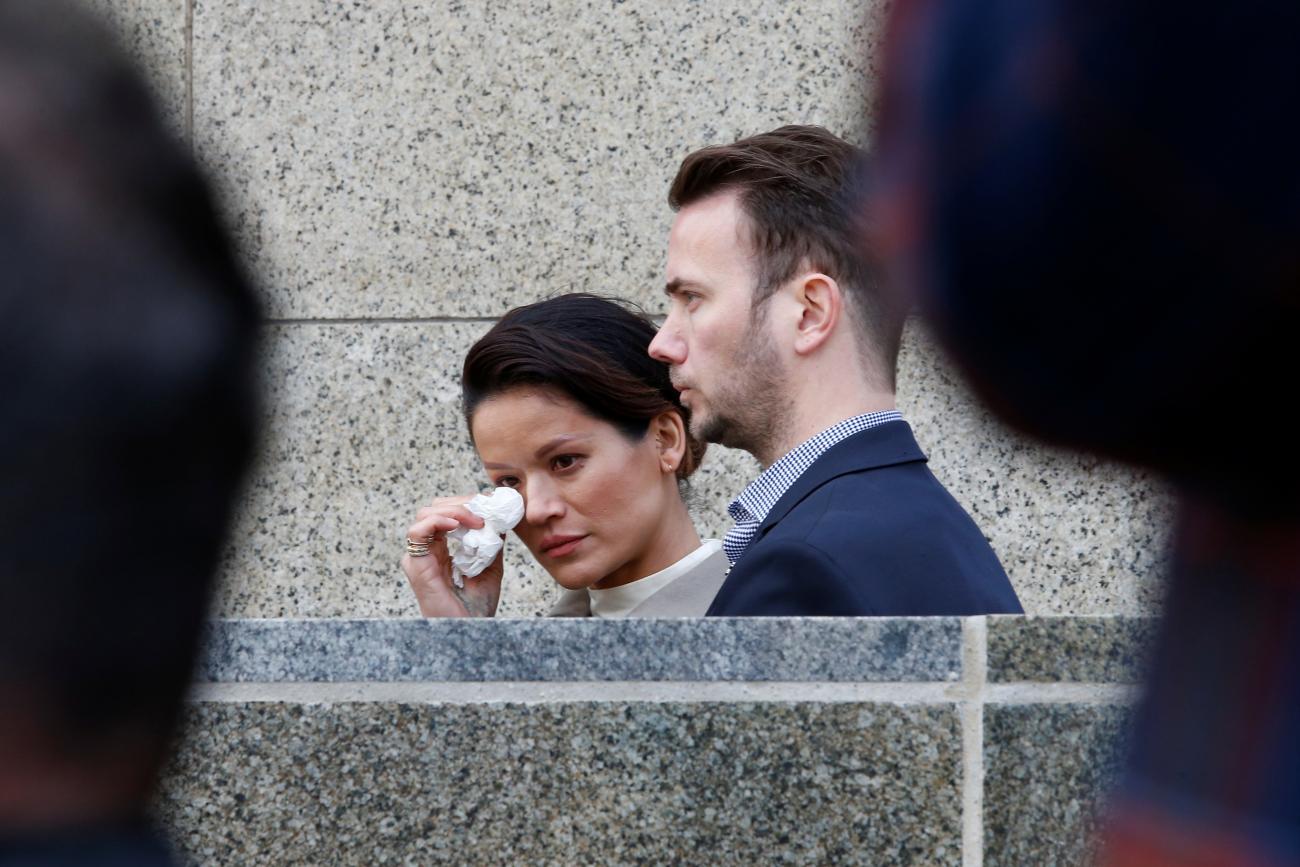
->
xmin=406 ymin=537 xmax=431 ymax=557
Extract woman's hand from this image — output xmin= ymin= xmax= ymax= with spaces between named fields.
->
xmin=401 ymin=496 xmax=505 ymax=618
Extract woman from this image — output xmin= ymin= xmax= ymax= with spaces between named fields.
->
xmin=402 ymin=293 xmax=727 ymax=618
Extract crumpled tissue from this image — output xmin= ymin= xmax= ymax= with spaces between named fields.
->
xmin=448 ymin=487 xmax=525 ymax=588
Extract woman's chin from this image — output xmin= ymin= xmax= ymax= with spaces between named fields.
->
xmin=540 ymin=541 xmax=610 ymax=591
xmin=551 ymin=569 xmax=600 ymax=591
xmin=547 ymin=558 xmax=612 ymax=592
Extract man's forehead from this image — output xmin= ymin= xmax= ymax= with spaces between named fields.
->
xmin=667 ymin=192 xmax=757 ymax=277
xmin=671 ymin=189 xmax=749 ymax=244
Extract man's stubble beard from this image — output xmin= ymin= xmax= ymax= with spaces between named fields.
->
xmin=691 ymin=305 xmax=792 ymax=466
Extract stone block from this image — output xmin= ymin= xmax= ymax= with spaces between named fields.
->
xmin=986 ymin=616 xmax=1156 ymax=683
xmin=200 ymin=618 xmax=963 ymax=682
xmin=191 ymin=0 xmax=884 ymax=319
xmin=983 ymin=704 xmax=1132 ymax=867
xmin=156 ymin=701 xmax=962 ymax=865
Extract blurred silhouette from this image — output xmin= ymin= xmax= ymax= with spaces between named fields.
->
xmin=0 ymin=2 xmax=259 ymax=864
xmin=873 ymin=0 xmax=1299 ymax=864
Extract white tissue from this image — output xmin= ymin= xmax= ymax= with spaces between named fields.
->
xmin=447 ymin=487 xmax=525 ymax=588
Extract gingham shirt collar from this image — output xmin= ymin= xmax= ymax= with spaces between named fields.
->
xmin=722 ymin=410 xmax=905 ymax=565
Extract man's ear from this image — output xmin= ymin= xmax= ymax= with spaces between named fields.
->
xmin=791 ymin=273 xmax=843 ymax=356
xmin=650 ymin=410 xmax=688 ymax=476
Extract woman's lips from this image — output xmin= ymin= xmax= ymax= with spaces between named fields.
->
xmin=541 ymin=535 xmax=586 ymax=557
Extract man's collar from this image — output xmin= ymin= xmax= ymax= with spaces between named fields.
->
xmin=730 ymin=411 xmax=908 ymax=527
xmin=756 ymin=418 xmax=927 ymax=533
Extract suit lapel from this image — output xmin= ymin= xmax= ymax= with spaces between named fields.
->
xmin=756 ymin=421 xmax=928 ymax=537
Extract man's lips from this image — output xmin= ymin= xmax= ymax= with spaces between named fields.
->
xmin=540 ymin=534 xmax=586 ymax=557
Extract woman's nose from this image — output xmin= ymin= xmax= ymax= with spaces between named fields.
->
xmin=522 ymin=478 xmax=565 ymax=525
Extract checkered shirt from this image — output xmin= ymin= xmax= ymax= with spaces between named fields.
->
xmin=722 ymin=411 xmax=905 ymax=565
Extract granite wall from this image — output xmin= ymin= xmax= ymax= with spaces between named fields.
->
xmin=92 ymin=0 xmax=1174 ymax=620
xmin=157 ymin=616 xmax=1148 ymax=865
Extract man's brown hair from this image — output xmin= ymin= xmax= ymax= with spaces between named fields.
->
xmin=669 ymin=124 xmax=903 ymax=389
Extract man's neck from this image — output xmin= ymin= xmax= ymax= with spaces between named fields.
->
xmin=758 ymin=394 xmax=897 ymax=468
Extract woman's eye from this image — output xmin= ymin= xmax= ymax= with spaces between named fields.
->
xmin=552 ymin=454 xmax=580 ymax=471
xmin=495 ymin=476 xmax=521 ymax=488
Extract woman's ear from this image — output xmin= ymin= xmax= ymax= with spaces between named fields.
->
xmin=650 ymin=410 xmax=688 ymax=476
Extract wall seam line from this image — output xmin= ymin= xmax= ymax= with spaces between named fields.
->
xmin=190 ymin=681 xmax=970 ymax=704
xmin=961 ymin=616 xmax=987 ymax=867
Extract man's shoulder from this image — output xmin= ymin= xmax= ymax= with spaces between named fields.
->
xmin=766 ymin=452 xmax=950 ymax=541
xmin=713 ymin=536 xmax=874 ymax=616
xmin=708 ymin=440 xmax=1022 ymax=617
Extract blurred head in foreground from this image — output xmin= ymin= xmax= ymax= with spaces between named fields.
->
xmin=0 ymin=0 xmax=259 ymax=842
xmin=872 ymin=0 xmax=1300 ymax=519
xmin=873 ymin=1 xmax=1300 ymax=864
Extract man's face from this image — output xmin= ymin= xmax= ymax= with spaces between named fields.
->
xmin=648 ymin=191 xmax=789 ymax=459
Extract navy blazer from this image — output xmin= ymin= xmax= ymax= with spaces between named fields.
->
xmin=705 ymin=421 xmax=1023 ymax=616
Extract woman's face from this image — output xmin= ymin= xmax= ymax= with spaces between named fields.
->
xmin=470 ymin=387 xmax=681 ymax=591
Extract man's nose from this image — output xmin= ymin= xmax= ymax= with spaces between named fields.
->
xmin=648 ymin=316 xmax=686 ymax=365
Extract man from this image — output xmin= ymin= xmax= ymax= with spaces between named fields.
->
xmin=648 ymin=125 xmax=1022 ymax=616
xmin=0 ymin=3 xmax=259 ymax=864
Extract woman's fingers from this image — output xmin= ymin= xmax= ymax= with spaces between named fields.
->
xmin=406 ymin=513 xmax=457 ymax=542
xmin=412 ymin=502 xmax=485 ymax=530
xmin=400 ymin=494 xmax=499 ymax=619
xmin=406 ymin=506 xmax=486 ymax=542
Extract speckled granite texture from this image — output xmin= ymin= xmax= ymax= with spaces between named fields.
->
xmin=986 ymin=616 xmax=1157 ymax=683
xmin=191 ymin=0 xmax=882 ymax=320
xmin=213 ymin=320 xmax=1173 ymax=618
xmin=200 ymin=618 xmax=963 ymax=682
xmin=159 ymin=618 xmax=1140 ymax=864
xmin=155 ymin=701 xmax=962 ymax=866
xmin=983 ymin=704 xmax=1131 ymax=867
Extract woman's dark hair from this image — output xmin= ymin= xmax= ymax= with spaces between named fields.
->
xmin=463 ymin=293 xmax=706 ymax=479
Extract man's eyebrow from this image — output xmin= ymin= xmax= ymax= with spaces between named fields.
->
xmin=664 ymin=278 xmax=703 ymax=296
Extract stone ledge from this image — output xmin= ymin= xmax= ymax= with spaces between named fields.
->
xmin=171 ymin=616 xmax=1151 ymax=865
xmin=985 ymin=616 xmax=1156 ymax=683
xmin=200 ymin=617 xmax=964 ymax=683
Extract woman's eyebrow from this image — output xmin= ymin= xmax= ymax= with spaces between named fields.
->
xmin=533 ymin=434 xmax=592 ymax=460
xmin=483 ymin=434 xmax=595 ymax=469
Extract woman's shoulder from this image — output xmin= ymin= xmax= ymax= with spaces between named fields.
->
xmin=547 ymin=587 xmax=591 ymax=617
xmin=628 ymin=540 xmax=728 ymax=617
